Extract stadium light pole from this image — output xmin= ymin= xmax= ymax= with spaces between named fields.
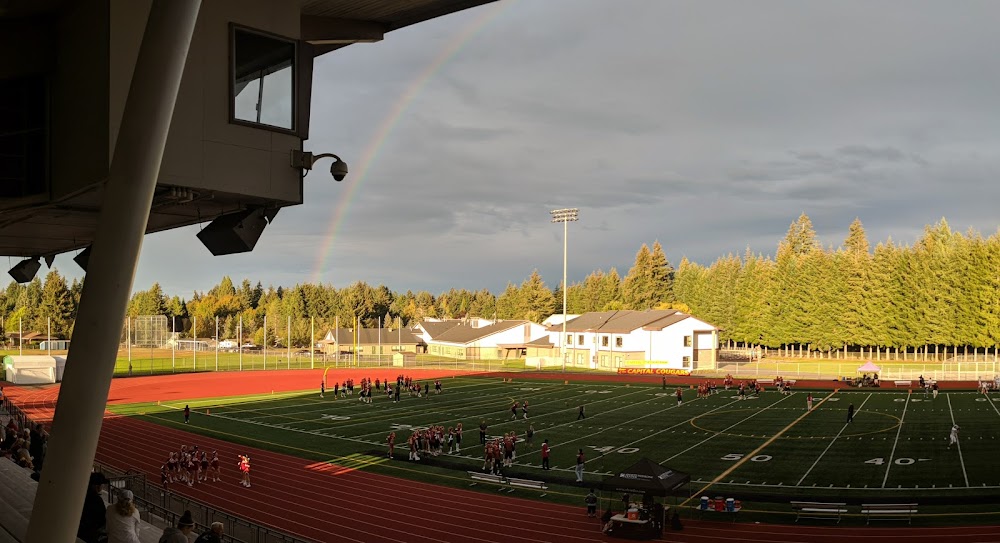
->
xmin=550 ymin=208 xmax=578 ymax=372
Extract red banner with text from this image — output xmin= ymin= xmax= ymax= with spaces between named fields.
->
xmin=616 ymin=368 xmax=691 ymax=376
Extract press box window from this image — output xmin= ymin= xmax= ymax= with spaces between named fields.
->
xmin=231 ymin=27 xmax=295 ymax=131
xmin=0 ymin=76 xmax=48 ymax=199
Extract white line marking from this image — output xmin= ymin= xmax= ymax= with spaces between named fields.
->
xmin=662 ymin=393 xmax=798 ymax=463
xmin=796 ymin=393 xmax=872 ymax=486
xmin=947 ymin=394 xmax=970 ymax=487
xmin=882 ymin=391 xmax=911 ymax=488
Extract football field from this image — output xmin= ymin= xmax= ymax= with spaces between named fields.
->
xmin=112 ymin=377 xmax=1000 ymax=509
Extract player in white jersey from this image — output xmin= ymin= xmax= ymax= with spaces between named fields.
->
xmin=948 ymin=424 xmax=960 ymax=449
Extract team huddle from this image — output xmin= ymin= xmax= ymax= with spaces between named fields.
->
xmin=397 ymin=423 xmax=463 ymax=461
xmin=322 ymin=375 xmax=443 ymax=403
xmin=161 ymin=445 xmax=221 ymax=487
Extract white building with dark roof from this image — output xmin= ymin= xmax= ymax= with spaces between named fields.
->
xmin=538 ymin=310 xmax=719 ymax=371
xmin=416 ymin=319 xmax=548 ymax=360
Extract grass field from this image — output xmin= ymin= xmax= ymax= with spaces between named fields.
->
xmin=1 ymin=349 xmax=531 ymax=376
xmin=108 ymin=376 xmax=1000 ymax=523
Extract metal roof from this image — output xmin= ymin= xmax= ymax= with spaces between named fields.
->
xmin=551 ymin=310 xmax=714 ymax=334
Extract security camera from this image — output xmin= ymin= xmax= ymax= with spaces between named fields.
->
xmin=291 ymin=151 xmax=349 ymax=181
xmin=330 ymin=157 xmax=349 ymax=182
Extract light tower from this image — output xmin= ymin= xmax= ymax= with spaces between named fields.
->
xmin=550 ymin=208 xmax=579 ymax=371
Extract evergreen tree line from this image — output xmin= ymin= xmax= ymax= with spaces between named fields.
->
xmin=676 ymin=214 xmax=1000 ymax=352
xmin=3 ymin=215 xmax=999 ymax=351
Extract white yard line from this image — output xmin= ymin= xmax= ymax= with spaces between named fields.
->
xmin=881 ymin=391 xmax=910 ymax=488
xmin=695 ymin=480 xmax=990 ymax=491
xmin=661 ymin=392 xmax=798 ymax=463
xmin=519 ymin=390 xmax=719 ymax=456
xmin=353 ymin=382 xmax=659 ymax=439
xmin=587 ymin=397 xmax=743 ymax=461
xmin=947 ymin=394 xmax=970 ymax=487
xmin=208 ymin=411 xmax=382 ymax=447
xmin=986 ymin=392 xmax=1000 ymax=418
xmin=796 ymin=393 xmax=872 ymax=486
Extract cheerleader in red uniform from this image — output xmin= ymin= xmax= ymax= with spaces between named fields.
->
xmin=238 ymin=454 xmax=251 ymax=487
xmin=208 ymin=451 xmax=221 ymax=482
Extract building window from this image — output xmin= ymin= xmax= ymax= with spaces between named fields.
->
xmin=615 ymin=336 xmax=623 ymax=348
xmin=566 ymin=334 xmax=572 ymax=345
xmin=601 ymin=335 xmax=609 ymax=347
xmin=683 ymin=335 xmax=692 ymax=347
xmin=577 ymin=334 xmax=584 ymax=346
xmin=0 ymin=76 xmax=47 ymax=200
xmin=682 ymin=356 xmax=691 ymax=368
xmin=231 ymin=26 xmax=296 ymax=131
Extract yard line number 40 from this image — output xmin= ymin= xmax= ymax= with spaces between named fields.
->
xmin=864 ymin=457 xmax=930 ymax=465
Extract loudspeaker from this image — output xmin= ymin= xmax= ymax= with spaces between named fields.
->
xmin=8 ymin=258 xmax=41 ymax=283
xmin=197 ymin=208 xmax=277 ymax=256
xmin=74 ymin=246 xmax=92 ymax=271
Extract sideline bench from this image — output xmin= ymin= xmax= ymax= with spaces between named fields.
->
xmin=861 ymin=503 xmax=917 ymax=524
xmin=507 ymin=477 xmax=548 ymax=496
xmin=790 ymin=501 xmax=847 ymax=523
xmin=467 ymin=471 xmax=547 ymax=495
xmin=893 ymin=380 xmax=912 ymax=388
xmin=756 ymin=379 xmax=773 ymax=385
xmin=468 ymin=471 xmax=506 ymax=489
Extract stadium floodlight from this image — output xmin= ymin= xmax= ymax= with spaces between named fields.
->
xmin=8 ymin=256 xmax=41 ymax=283
xmin=550 ymin=208 xmax=579 ymax=372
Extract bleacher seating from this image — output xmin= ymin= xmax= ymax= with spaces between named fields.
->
xmin=0 ymin=458 xmax=164 ymax=543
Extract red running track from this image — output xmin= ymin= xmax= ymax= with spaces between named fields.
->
xmin=4 ymin=371 xmax=997 ymax=542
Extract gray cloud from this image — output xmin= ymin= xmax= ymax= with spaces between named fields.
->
xmin=66 ymin=0 xmax=1000 ymax=298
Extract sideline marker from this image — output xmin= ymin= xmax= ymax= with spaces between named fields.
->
xmin=206 ymin=409 xmax=210 ymax=415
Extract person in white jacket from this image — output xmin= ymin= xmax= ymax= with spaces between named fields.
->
xmin=105 ymin=490 xmax=141 ymax=543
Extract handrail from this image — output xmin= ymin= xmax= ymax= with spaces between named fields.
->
xmin=2 ymin=396 xmax=313 ymax=543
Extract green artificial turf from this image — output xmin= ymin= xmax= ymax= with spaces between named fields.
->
xmin=109 ymin=377 xmax=1000 ymax=524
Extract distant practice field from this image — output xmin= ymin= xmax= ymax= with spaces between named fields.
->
xmin=110 ymin=377 xmax=1000 ymax=517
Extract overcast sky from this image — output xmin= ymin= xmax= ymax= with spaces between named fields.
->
xmin=63 ymin=0 xmax=1000 ymax=297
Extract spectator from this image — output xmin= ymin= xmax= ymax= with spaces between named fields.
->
xmin=106 ymin=489 xmax=141 ymax=543
xmin=159 ymin=510 xmax=195 ymax=543
xmin=193 ymin=522 xmax=224 ymax=543
xmin=29 ymin=423 xmax=46 ymax=471
xmin=78 ymin=472 xmax=110 ymax=543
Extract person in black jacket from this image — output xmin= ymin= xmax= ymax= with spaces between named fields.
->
xmin=78 ymin=472 xmax=109 ymax=543
xmin=29 ymin=423 xmax=46 ymax=471
xmin=193 ymin=522 xmax=224 ymax=543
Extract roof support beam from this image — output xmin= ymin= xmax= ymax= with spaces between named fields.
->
xmin=301 ymin=15 xmax=385 ymax=45
xmin=25 ymin=1 xmax=201 ymax=541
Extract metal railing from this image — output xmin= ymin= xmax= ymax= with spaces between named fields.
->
xmin=1 ymin=397 xmax=313 ymax=543
xmin=99 ymin=463 xmax=311 ymax=543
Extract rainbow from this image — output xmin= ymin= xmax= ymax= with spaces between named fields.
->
xmin=309 ymin=1 xmax=511 ymax=284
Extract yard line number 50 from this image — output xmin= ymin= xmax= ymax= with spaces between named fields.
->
xmin=721 ymin=453 xmax=772 ymax=462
